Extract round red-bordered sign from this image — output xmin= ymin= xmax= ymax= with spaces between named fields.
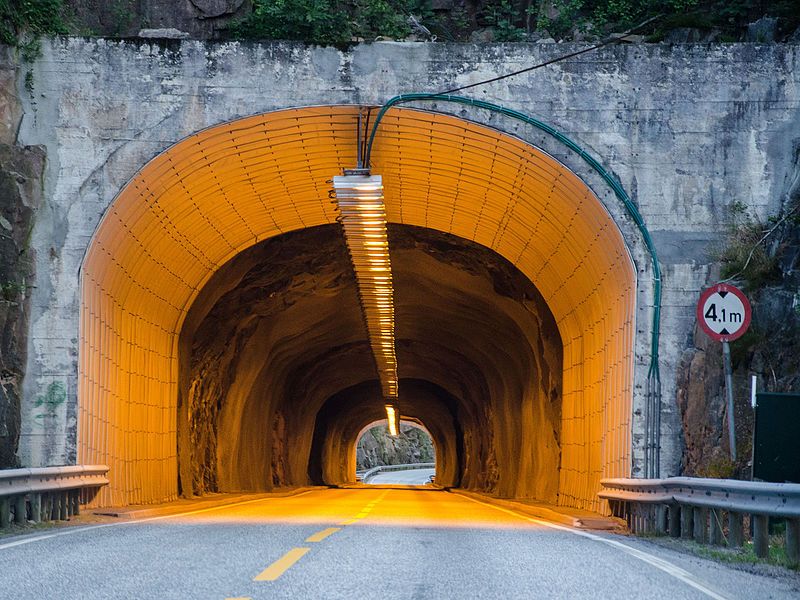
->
xmin=697 ymin=283 xmax=751 ymax=342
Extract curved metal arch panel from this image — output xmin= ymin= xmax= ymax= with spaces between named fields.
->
xmin=79 ymin=105 xmax=635 ymax=510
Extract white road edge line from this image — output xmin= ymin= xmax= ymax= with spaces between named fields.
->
xmin=0 ymin=490 xmax=315 ymax=551
xmin=457 ymin=492 xmax=730 ymax=600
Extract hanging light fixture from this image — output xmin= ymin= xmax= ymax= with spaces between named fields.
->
xmin=333 ymin=169 xmax=399 ymax=431
xmin=385 ymin=404 xmax=399 ymax=437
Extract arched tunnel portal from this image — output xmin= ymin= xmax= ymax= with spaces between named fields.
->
xmin=351 ymin=417 xmax=438 ymax=477
xmin=78 ymin=106 xmax=636 ymax=512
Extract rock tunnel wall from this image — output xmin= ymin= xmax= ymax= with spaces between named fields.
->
xmin=180 ymin=224 xmax=562 ymax=501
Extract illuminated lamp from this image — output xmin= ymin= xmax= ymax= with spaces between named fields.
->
xmin=333 ymin=169 xmax=399 ymax=430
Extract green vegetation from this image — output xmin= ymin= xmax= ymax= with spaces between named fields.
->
xmin=231 ymin=0 xmax=432 ymax=46
xmin=694 ymin=535 xmax=798 ymax=571
xmin=2 ymin=0 xmax=798 ymax=46
xmin=0 ymin=279 xmax=26 ymax=301
xmin=484 ymin=0 xmax=528 ymax=42
xmin=717 ymin=198 xmax=799 ymax=293
xmin=695 ymin=454 xmax=736 ymax=479
xmin=1 ymin=0 xmax=67 ymax=47
xmin=229 ymin=0 xmax=800 ymax=45
xmin=538 ymin=0 xmax=800 ymax=40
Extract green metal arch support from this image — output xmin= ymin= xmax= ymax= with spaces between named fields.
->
xmin=364 ymin=94 xmax=663 ymax=476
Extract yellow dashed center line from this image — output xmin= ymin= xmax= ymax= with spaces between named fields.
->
xmin=253 ymin=547 xmax=310 ymax=581
xmin=305 ymin=527 xmax=341 ymax=543
xmin=247 ymin=490 xmax=391 ymax=591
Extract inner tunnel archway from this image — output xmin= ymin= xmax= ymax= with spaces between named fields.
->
xmin=354 ymin=418 xmax=437 ymax=474
xmin=78 ymin=106 xmax=636 ymax=512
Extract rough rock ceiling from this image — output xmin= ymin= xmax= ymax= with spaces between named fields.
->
xmin=181 ymin=224 xmax=562 ymax=500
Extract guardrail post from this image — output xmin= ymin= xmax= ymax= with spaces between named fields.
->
xmin=656 ymin=505 xmax=668 ymax=534
xmin=31 ymin=493 xmax=42 ymax=524
xmin=668 ymin=505 xmax=681 ymax=538
xmin=680 ymin=504 xmax=693 ymax=539
xmin=59 ymin=492 xmax=68 ymax=520
xmin=785 ymin=518 xmax=799 ymax=567
xmin=71 ymin=490 xmax=81 ymax=516
xmin=48 ymin=493 xmax=57 ymax=521
xmin=728 ymin=512 xmax=744 ymax=547
xmin=753 ymin=515 xmax=769 ymax=558
xmin=709 ymin=509 xmax=723 ymax=545
xmin=632 ymin=505 xmax=641 ymax=534
xmin=0 ymin=497 xmax=10 ymax=528
xmin=14 ymin=494 xmax=26 ymax=524
xmin=693 ymin=507 xmax=708 ymax=543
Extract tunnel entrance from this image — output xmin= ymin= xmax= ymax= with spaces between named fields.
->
xmin=79 ymin=105 xmax=636 ymax=512
xmin=357 ymin=419 xmax=436 ymax=486
xmin=179 ymin=224 xmax=561 ymax=498
xmin=355 ymin=420 xmax=436 ymax=473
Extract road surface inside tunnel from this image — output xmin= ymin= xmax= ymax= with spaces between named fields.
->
xmin=366 ymin=468 xmax=436 ymax=485
xmin=0 ymin=488 xmax=795 ymax=600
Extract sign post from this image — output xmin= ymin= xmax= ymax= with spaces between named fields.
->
xmin=697 ymin=283 xmax=752 ymax=462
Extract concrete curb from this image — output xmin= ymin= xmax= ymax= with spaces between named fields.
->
xmin=93 ymin=487 xmax=322 ymax=520
xmin=449 ymin=489 xmax=625 ymax=531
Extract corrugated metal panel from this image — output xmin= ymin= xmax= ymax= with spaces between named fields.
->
xmin=79 ymin=106 xmax=635 ymax=511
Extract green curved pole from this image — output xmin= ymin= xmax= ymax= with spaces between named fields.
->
xmin=364 ymin=94 xmax=663 ymax=474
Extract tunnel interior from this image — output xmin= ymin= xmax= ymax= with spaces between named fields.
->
xmin=178 ymin=224 xmax=562 ymax=502
xmin=79 ymin=106 xmax=636 ymax=511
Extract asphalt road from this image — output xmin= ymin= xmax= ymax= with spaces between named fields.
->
xmin=1 ymin=488 xmax=798 ymax=599
xmin=367 ymin=467 xmax=435 ymax=485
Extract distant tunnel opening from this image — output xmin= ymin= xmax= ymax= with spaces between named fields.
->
xmin=355 ymin=420 xmax=437 ymax=486
xmin=178 ymin=224 xmax=561 ymax=500
xmin=355 ymin=420 xmax=436 ymax=472
xmin=79 ymin=105 xmax=636 ymax=511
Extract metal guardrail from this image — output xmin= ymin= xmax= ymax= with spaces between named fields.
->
xmin=360 ymin=463 xmax=435 ymax=483
xmin=600 ymin=477 xmax=800 ymax=565
xmin=0 ymin=465 xmax=109 ymax=528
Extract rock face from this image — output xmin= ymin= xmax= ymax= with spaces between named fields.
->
xmin=65 ymin=0 xmax=248 ymax=39
xmin=0 ymin=49 xmax=45 ymax=468
xmin=676 ymin=148 xmax=800 ymax=478
xmin=179 ymin=223 xmax=562 ymax=500
xmin=356 ymin=423 xmax=435 ymax=470
xmin=0 ymin=144 xmax=45 ymax=468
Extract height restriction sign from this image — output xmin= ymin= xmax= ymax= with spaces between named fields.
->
xmin=697 ymin=283 xmax=752 ymax=342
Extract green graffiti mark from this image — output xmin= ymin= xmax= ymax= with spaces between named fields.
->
xmin=33 ymin=381 xmax=67 ymax=427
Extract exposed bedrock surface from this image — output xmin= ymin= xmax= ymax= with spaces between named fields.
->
xmin=179 ymin=223 xmax=562 ymax=501
xmin=0 ymin=144 xmax=44 ymax=468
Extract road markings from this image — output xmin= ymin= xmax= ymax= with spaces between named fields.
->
xmin=305 ymin=527 xmax=340 ymax=542
xmin=254 ymin=547 xmax=311 ymax=581
xmin=0 ymin=490 xmax=316 ymax=551
xmin=253 ymin=490 xmax=389 ymax=582
xmin=457 ymin=493 xmax=730 ymax=600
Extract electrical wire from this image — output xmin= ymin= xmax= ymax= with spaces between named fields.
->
xmin=364 ymin=94 xmax=664 ymax=477
xmin=433 ymin=14 xmax=663 ymax=97
xmin=361 ymin=15 xmax=667 ymax=476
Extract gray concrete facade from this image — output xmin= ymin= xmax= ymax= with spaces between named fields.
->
xmin=13 ymin=38 xmax=800 ymax=478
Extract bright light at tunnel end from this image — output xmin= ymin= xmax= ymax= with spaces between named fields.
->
xmin=385 ymin=405 xmax=399 ymax=437
xmin=333 ymin=169 xmax=400 ymax=430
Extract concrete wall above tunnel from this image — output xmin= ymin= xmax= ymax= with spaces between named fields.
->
xmin=77 ymin=105 xmax=636 ymax=511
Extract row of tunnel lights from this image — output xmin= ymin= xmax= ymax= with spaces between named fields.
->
xmin=333 ymin=170 xmax=399 ymax=437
